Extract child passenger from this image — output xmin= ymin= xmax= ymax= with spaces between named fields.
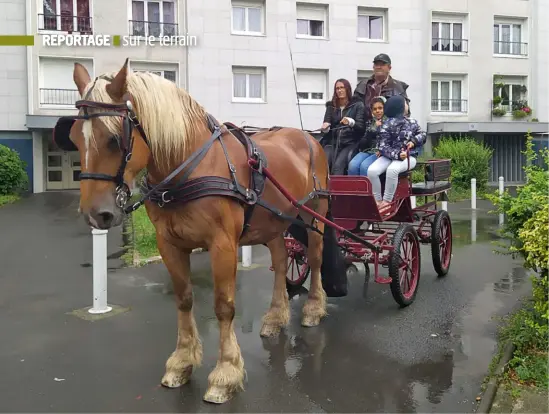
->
xmin=347 ymin=96 xmax=386 ymax=176
xmin=367 ymin=95 xmax=426 ymax=211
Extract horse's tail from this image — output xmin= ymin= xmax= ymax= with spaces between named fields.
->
xmin=286 ymin=207 xmax=348 ymax=298
xmin=319 ymin=208 xmax=348 ymax=297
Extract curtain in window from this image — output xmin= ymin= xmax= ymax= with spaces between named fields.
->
xmin=43 ymin=0 xmax=57 ymax=30
xmin=148 ymin=2 xmax=160 ymax=36
xmin=132 ymin=1 xmax=145 ymax=35
xmin=441 ymin=23 xmax=450 ymax=51
xmin=511 ymin=24 xmax=521 ymax=54
xmin=431 ymin=81 xmax=439 ymax=110
xmin=248 ymin=74 xmax=262 ymax=98
xmin=452 ymin=23 xmax=462 ymax=51
xmin=77 ymin=0 xmax=90 ymax=32
xmin=247 ymin=7 xmax=261 ymax=32
xmin=493 ymin=24 xmax=499 ymax=54
xmin=501 ymin=25 xmax=511 ymax=54
xmin=232 ymin=7 xmax=245 ymax=31
xmin=163 ymin=2 xmax=175 ymax=35
xmin=451 ymin=81 xmax=461 ymax=111
xmin=431 ymin=23 xmax=439 ymax=51
xmin=60 ymin=0 xmax=73 ymax=31
xmin=440 ymin=81 xmax=450 ymax=111
xmin=233 ymin=73 xmax=247 ymax=98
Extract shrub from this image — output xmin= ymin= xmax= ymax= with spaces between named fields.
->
xmin=0 ymin=144 xmax=28 ymax=195
xmin=489 ymin=131 xmax=548 ymax=388
xmin=433 ymin=136 xmax=493 ymax=195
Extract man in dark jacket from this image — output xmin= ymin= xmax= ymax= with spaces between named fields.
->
xmin=353 ymin=53 xmax=410 ymax=122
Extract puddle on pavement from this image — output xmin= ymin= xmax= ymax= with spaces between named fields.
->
xmin=451 ymin=213 xmax=501 ymax=247
xmin=493 ymin=266 xmax=528 ymax=293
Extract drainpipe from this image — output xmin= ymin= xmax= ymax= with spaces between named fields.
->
xmin=184 ymin=0 xmax=190 ymax=91
xmin=25 ymin=0 xmax=33 ymax=116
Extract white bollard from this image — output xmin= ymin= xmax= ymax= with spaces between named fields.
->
xmin=410 ymin=196 xmax=417 ymax=209
xmin=471 ymin=178 xmax=477 ymax=210
xmin=471 ymin=211 xmax=477 ymax=243
xmin=441 ymin=192 xmax=448 ymax=211
xmin=242 ymin=245 xmax=252 ymax=268
xmin=498 ymin=176 xmax=505 ymax=226
xmin=88 ymin=228 xmax=112 ymax=314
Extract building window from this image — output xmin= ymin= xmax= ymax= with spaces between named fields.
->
xmin=134 ymin=69 xmax=176 ymax=83
xmin=357 ymin=70 xmax=373 ymax=84
xmin=494 ymin=21 xmax=527 ymax=56
xmin=231 ymin=1 xmax=264 ymax=35
xmin=39 ymin=0 xmax=92 ymax=33
xmin=357 ymin=8 xmax=386 ymax=41
xmin=431 ymin=20 xmax=466 ymax=53
xmin=296 ymin=3 xmax=327 ymax=38
xmin=232 ymin=66 xmax=266 ymax=102
xmin=493 ymin=76 xmax=528 ymax=113
xmin=431 ymin=78 xmax=467 ymax=113
xmin=130 ymin=0 xmax=177 ymax=37
xmin=39 ymin=57 xmax=94 ymax=106
xmin=296 ymin=69 xmax=327 ymax=103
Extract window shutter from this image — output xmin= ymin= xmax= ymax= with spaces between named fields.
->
xmin=296 ymin=6 xmax=325 ymax=21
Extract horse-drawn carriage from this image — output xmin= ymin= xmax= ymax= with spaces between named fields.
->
xmin=53 ymin=61 xmax=454 ymax=404
xmin=283 ymin=156 xmax=453 ymax=307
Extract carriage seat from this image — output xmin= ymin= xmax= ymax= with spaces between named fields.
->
xmin=410 ymin=159 xmax=452 ymax=195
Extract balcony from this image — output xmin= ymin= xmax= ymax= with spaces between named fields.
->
xmin=40 ymin=88 xmax=80 ymax=106
xmin=431 ymin=99 xmax=468 ymax=113
xmin=128 ymin=20 xmax=178 ymax=37
xmin=491 ymin=99 xmax=532 ymax=120
xmin=431 ymin=38 xmax=468 ymax=53
xmin=493 ymin=41 xmax=528 ymax=56
xmin=38 ymin=14 xmax=93 ymax=34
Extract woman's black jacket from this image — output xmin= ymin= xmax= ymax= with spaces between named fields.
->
xmin=322 ymin=98 xmax=365 ymax=147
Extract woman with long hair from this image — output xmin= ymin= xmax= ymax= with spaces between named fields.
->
xmin=320 ymin=78 xmax=365 ymax=175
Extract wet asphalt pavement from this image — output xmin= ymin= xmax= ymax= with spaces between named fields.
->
xmin=0 ymin=193 xmax=531 ymax=413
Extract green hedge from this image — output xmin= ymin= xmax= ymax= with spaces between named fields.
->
xmin=433 ymin=136 xmax=493 ymax=196
xmin=0 ymin=144 xmax=28 ymax=196
xmin=412 ymin=136 xmax=493 ymax=201
xmin=489 ymin=131 xmax=548 ymax=388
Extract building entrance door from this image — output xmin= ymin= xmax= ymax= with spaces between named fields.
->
xmin=45 ymin=136 xmax=81 ymax=190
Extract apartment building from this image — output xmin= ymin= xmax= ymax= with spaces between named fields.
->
xmin=0 ymin=0 xmax=547 ymax=193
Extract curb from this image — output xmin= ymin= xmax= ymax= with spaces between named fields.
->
xmin=476 ymin=341 xmax=516 ymax=413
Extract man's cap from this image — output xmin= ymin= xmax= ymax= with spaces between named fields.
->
xmin=373 ymin=53 xmax=391 ymax=64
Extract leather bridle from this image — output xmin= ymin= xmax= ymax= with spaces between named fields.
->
xmin=70 ymin=90 xmax=149 ymax=209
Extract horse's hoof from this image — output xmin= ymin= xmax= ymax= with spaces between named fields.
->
xmin=203 ymin=385 xmax=232 ymax=404
xmin=260 ymin=323 xmax=281 ymax=337
xmin=161 ymin=366 xmax=192 ymax=388
xmin=301 ymin=315 xmax=321 ymax=327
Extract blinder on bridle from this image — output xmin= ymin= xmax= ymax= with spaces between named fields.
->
xmin=51 ymin=75 xmax=149 ymax=209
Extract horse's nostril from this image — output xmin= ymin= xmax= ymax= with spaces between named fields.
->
xmin=98 ymin=211 xmax=114 ymax=226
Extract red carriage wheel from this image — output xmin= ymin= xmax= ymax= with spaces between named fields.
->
xmin=285 ymin=235 xmax=310 ymax=290
xmin=388 ymin=224 xmax=421 ymax=307
xmin=431 ymin=210 xmax=453 ymax=277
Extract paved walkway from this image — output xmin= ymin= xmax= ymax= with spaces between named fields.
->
xmin=0 ymin=193 xmax=531 ymax=412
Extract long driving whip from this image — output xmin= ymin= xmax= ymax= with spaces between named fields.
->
xmin=285 ymin=22 xmax=304 ymax=130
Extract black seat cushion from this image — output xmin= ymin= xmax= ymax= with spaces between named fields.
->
xmin=412 ymin=181 xmax=451 ymax=195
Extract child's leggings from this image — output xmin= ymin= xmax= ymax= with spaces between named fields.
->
xmin=367 ymin=156 xmax=417 ymax=202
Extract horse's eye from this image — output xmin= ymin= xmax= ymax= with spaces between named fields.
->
xmin=107 ymin=135 xmax=121 ymax=151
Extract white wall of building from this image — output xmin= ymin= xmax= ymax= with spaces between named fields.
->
xmin=0 ymin=0 xmax=28 ymax=131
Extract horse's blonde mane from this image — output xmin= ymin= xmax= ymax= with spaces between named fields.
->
xmin=82 ymin=70 xmax=207 ymax=164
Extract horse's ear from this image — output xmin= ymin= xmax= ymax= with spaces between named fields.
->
xmin=106 ymin=58 xmax=129 ymax=101
xmin=73 ymin=63 xmax=91 ymax=96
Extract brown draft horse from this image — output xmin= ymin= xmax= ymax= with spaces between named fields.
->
xmin=62 ymin=59 xmax=331 ymax=403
